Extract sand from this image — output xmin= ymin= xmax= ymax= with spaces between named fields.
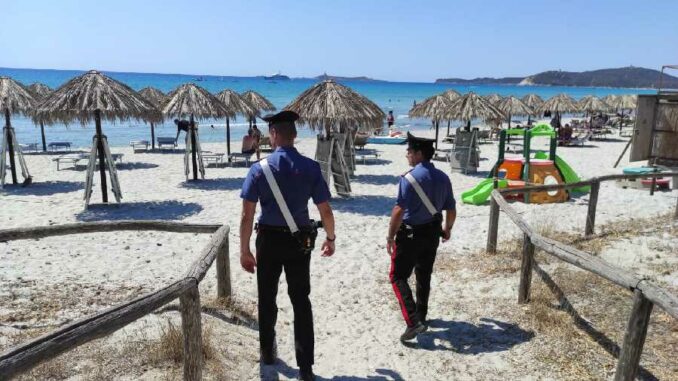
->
xmin=1 ymin=123 xmax=676 ymax=380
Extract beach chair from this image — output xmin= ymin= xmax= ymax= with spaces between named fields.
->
xmin=129 ymin=140 xmax=149 ymax=152
xmin=228 ymin=136 xmax=255 ymax=166
xmin=202 ymin=151 xmax=225 ymax=165
xmin=157 ymin=137 xmax=177 ymax=149
xmin=52 ymin=153 xmax=88 ymax=170
xmin=19 ymin=143 xmax=39 ymax=153
xmin=48 ymin=141 xmax=72 ymax=152
xmin=354 ymin=133 xmax=369 ymax=150
xmin=569 ymin=130 xmax=592 ymax=147
xmin=355 ymin=148 xmax=380 ymax=164
xmin=258 ymin=135 xmax=272 ymax=152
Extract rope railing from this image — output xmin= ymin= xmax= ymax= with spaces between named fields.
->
xmin=486 ymin=173 xmax=678 ymax=381
xmin=0 ymin=222 xmax=231 ymax=381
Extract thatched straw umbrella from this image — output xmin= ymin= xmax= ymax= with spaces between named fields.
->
xmin=496 ymin=96 xmax=533 ymax=129
xmin=484 ymin=93 xmax=503 ymax=105
xmin=35 ymin=70 xmax=161 ymax=203
xmin=448 ymin=92 xmax=505 ymax=137
xmin=409 ymin=94 xmax=456 ymax=150
xmin=0 ymin=77 xmax=36 ymax=185
xmin=162 ymin=83 xmax=230 ymax=180
xmin=138 ymin=87 xmax=167 ymax=150
xmin=538 ymin=93 xmax=579 ymax=128
xmin=241 ymin=90 xmax=275 ymax=128
xmin=216 ymin=89 xmax=257 ymax=158
xmin=441 ymin=89 xmax=461 ymax=135
xmin=284 ymin=80 xmax=385 ymax=135
xmin=521 ymin=94 xmax=544 ymax=125
xmin=27 ymin=82 xmax=53 ymax=152
xmin=578 ymin=95 xmax=610 ymax=129
xmin=606 ymin=94 xmax=637 ymax=130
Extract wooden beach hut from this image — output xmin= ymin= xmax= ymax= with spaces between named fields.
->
xmin=138 ymin=87 xmax=167 ymax=150
xmin=0 ymin=77 xmax=37 ymax=188
xmin=215 ymin=89 xmax=257 ymax=159
xmin=162 ymin=83 xmax=229 ymax=181
xmin=284 ymin=80 xmax=385 ymax=196
xmin=34 ymin=70 xmax=161 ymax=206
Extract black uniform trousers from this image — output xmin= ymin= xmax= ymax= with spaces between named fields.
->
xmin=390 ymin=224 xmax=440 ymax=327
xmin=256 ymin=229 xmax=314 ymax=369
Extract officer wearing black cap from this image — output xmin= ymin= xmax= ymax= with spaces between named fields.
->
xmin=386 ymin=132 xmax=456 ymax=343
xmin=240 ymin=110 xmax=336 ymax=381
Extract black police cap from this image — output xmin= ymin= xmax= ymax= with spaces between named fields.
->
xmin=261 ymin=110 xmax=299 ymax=125
xmin=406 ymin=132 xmax=435 ymax=151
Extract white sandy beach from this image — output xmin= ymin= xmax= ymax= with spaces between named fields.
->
xmin=1 ymin=125 xmax=677 ymax=380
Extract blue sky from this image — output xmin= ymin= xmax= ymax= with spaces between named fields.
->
xmin=2 ymin=0 xmax=677 ymax=82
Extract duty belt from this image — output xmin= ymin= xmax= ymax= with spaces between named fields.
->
xmin=256 ymin=223 xmax=313 ymax=233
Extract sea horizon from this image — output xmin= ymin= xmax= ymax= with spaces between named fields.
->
xmin=0 ymin=66 xmax=654 ymax=150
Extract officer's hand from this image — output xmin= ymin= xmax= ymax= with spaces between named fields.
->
xmin=386 ymin=239 xmax=396 ymax=256
xmin=240 ymin=249 xmax=257 ymax=273
xmin=321 ymin=239 xmax=335 ymax=257
xmin=442 ymin=228 xmax=451 ymax=242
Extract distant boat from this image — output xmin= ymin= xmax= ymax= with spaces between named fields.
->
xmin=194 ymin=76 xmax=205 ymax=81
xmin=264 ymin=71 xmax=290 ymax=81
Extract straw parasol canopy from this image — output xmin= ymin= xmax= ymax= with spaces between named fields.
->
xmin=618 ymin=94 xmax=637 ymax=110
xmin=35 ymin=70 xmax=161 ymax=126
xmin=578 ymin=95 xmax=610 ymax=113
xmin=0 ymin=76 xmax=37 ymax=116
xmin=538 ymin=93 xmax=579 ymax=114
xmin=163 ymin=83 xmax=231 ymax=120
xmin=449 ymin=92 xmax=505 ymax=127
xmin=139 ymin=86 xmax=167 ymax=107
xmin=409 ymin=94 xmax=455 ymax=121
xmin=483 ymin=93 xmax=503 ymax=105
xmin=284 ymin=80 xmax=385 ymax=135
xmin=521 ymin=94 xmax=543 ymax=125
xmin=605 ymin=94 xmax=637 ymax=130
xmin=215 ymin=89 xmax=259 ymax=156
xmin=496 ymin=96 xmax=533 ymax=128
xmin=27 ymin=82 xmax=53 ymax=100
xmin=441 ymin=89 xmax=461 ymax=102
xmin=602 ymin=94 xmax=619 ymax=108
xmin=0 ymin=77 xmax=37 ymax=185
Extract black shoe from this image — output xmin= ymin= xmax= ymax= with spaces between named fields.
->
xmin=260 ymin=347 xmax=276 ymax=365
xmin=298 ymin=367 xmax=315 ymax=381
xmin=400 ymin=322 xmax=427 ymax=342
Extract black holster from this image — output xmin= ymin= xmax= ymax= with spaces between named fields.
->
xmin=293 ymin=220 xmax=322 ymax=255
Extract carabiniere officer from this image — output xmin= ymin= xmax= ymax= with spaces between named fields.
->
xmin=387 ymin=132 xmax=456 ymax=343
xmin=239 ymin=110 xmax=336 ymax=381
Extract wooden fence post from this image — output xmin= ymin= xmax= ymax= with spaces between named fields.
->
xmin=674 ymin=194 xmax=678 ymax=221
xmin=585 ymin=180 xmax=600 ymax=236
xmin=180 ymin=284 xmax=202 ymax=381
xmin=487 ymin=195 xmax=500 ymax=254
xmin=518 ymin=233 xmax=535 ymax=304
xmin=216 ymin=233 xmax=231 ymax=298
xmin=614 ymin=289 xmax=653 ymax=381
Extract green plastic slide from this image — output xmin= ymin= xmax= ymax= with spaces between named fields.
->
xmin=461 ymin=179 xmax=508 ymax=205
xmin=533 ymin=151 xmax=590 ymax=193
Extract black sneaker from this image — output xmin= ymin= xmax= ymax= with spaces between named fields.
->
xmin=400 ymin=322 xmax=427 ymax=342
xmin=298 ymin=367 xmax=315 ymax=381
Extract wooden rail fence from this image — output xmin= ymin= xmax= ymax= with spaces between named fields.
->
xmin=0 ymin=221 xmax=231 ymax=381
xmin=485 ymin=172 xmax=678 ymax=381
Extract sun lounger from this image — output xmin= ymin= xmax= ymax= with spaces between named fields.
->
xmin=568 ymin=131 xmax=592 ymax=146
xmin=202 ymin=152 xmax=225 ymax=165
xmin=355 ymin=148 xmax=380 ymax=164
xmin=129 ymin=140 xmax=150 ymax=152
xmin=19 ymin=143 xmax=39 ymax=152
xmin=354 ymin=134 xmax=369 ymax=150
xmin=48 ymin=142 xmax=72 ymax=152
xmin=157 ymin=137 xmax=177 ymax=149
xmin=53 ymin=153 xmax=124 ymax=171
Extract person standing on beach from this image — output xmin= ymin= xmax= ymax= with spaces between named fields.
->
xmin=386 ymin=132 xmax=456 ymax=343
xmin=239 ymin=110 xmax=336 ymax=381
xmin=387 ymin=110 xmax=395 ymax=128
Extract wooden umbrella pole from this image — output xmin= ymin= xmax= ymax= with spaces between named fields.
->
xmin=94 ymin=109 xmax=108 ymax=203
xmin=226 ymin=117 xmax=231 ymax=159
xmin=151 ymin=122 xmax=156 ymax=150
xmin=508 ymin=113 xmax=512 ymax=129
xmin=434 ymin=120 xmax=439 ymax=151
xmin=190 ymin=114 xmax=198 ymax=181
xmin=446 ymin=120 xmax=450 ymax=137
xmin=40 ymin=121 xmax=47 ymax=152
xmin=4 ymin=107 xmax=17 ymax=184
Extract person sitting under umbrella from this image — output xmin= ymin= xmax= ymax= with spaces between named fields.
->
xmin=174 ymin=119 xmax=191 ymax=142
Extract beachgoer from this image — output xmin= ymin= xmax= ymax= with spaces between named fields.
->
xmin=386 ymin=132 xmax=456 ymax=343
xmin=251 ymin=124 xmax=262 ymax=160
xmin=387 ymin=110 xmax=395 ymax=128
xmin=239 ymin=110 xmax=336 ymax=381
xmin=174 ymin=119 xmax=191 ymax=141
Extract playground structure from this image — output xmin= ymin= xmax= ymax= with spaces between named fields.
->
xmin=462 ymin=124 xmax=587 ymax=205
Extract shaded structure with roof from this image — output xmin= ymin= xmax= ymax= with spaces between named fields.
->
xmin=163 ymin=83 xmax=230 ymax=180
xmin=138 ymin=87 xmax=167 ymax=150
xmin=521 ymin=94 xmax=544 ymax=125
xmin=0 ymin=76 xmax=36 ymax=187
xmin=216 ymin=89 xmax=257 ymax=159
xmin=241 ymin=90 xmax=275 ymax=128
xmin=27 ymin=82 xmax=53 ymax=152
xmin=538 ymin=93 xmax=579 ymax=128
xmin=34 ymin=70 xmax=161 ymax=205
xmin=497 ymin=96 xmax=533 ymax=129
xmin=409 ymin=94 xmax=456 ymax=150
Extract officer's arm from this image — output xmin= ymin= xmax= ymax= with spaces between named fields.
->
xmin=445 ymin=208 xmax=456 ymax=232
xmin=387 ymin=205 xmax=405 ymax=241
xmin=316 ymin=201 xmax=335 ymax=240
xmin=240 ymin=200 xmax=257 ymax=253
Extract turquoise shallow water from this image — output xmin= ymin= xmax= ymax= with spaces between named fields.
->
xmin=1 ymin=67 xmax=653 ymax=149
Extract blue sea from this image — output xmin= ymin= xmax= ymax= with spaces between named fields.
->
xmin=1 ymin=67 xmax=653 ymax=149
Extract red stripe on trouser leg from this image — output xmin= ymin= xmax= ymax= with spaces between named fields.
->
xmin=389 ymin=243 xmax=413 ymax=326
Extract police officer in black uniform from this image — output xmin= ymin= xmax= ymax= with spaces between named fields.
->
xmin=240 ymin=110 xmax=336 ymax=381
xmin=387 ymin=133 xmax=456 ymax=342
